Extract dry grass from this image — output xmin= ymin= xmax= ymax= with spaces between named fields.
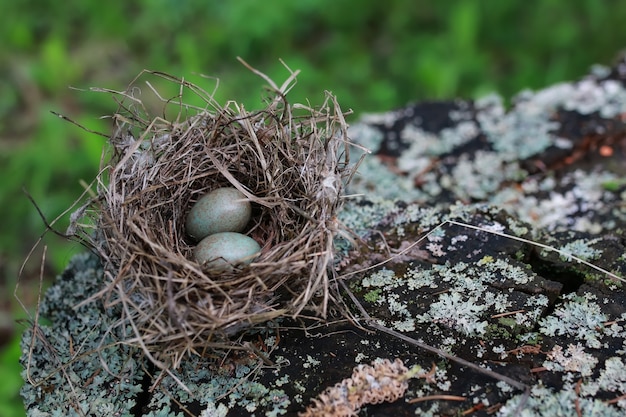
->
xmin=69 ymin=62 xmax=363 ymax=369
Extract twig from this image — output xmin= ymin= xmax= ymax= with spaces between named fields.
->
xmin=408 ymin=394 xmax=466 ymax=404
xmin=448 ymin=220 xmax=626 ymax=283
xmin=340 ymin=280 xmax=528 ymax=391
xmin=339 ymin=278 xmax=533 ymax=417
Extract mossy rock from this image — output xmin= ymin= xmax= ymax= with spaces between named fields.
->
xmin=20 ymin=57 xmax=626 ymax=416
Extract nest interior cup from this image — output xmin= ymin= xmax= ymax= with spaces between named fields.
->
xmin=72 ymin=66 xmax=361 ymax=369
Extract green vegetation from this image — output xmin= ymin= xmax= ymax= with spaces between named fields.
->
xmin=2 ymin=1 xmax=626 ymax=415
xmin=0 ymin=337 xmax=23 ymax=417
xmin=364 ymin=289 xmax=383 ymax=303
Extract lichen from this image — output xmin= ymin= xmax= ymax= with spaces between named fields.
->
xmin=20 ymin=252 xmax=297 ymax=417
xmin=539 ymin=293 xmax=609 ymax=349
xmin=557 ymin=238 xmax=602 ymax=262
xmin=199 ymin=402 xmax=229 ymax=417
xmin=20 ymin=252 xmax=144 ymax=417
xmin=356 ymin=243 xmax=548 ymax=341
xmin=450 ymin=151 xmax=525 ymax=201
xmin=428 ymin=292 xmax=488 ymax=337
xmin=361 ymin=268 xmax=397 ymax=288
xmin=348 ymin=76 xmax=626 ymax=237
xmin=585 ymin=357 xmax=626 ymax=400
xmin=543 ymin=343 xmax=599 ymax=377
xmin=498 ymin=383 xmax=625 ymax=417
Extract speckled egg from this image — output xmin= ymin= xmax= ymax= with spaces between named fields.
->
xmin=193 ymin=232 xmax=261 ymax=271
xmin=185 ymin=187 xmax=252 ymax=241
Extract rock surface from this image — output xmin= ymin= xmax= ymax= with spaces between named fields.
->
xmin=21 ymin=58 xmax=626 ymax=416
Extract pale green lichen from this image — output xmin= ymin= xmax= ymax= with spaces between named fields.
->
xmin=336 ymin=198 xmax=398 ymax=239
xmin=498 ymin=383 xmax=625 ymax=417
xmin=450 ymin=151 xmax=525 ymax=201
xmin=477 ymin=93 xmax=561 ymax=161
xmin=584 ymin=357 xmax=626 ymax=399
xmin=539 ymin=293 xmax=609 ymax=349
xmin=21 ymin=252 xmax=295 ymax=417
xmin=345 ymin=154 xmax=423 ymax=201
xmin=405 ymin=268 xmax=438 ymax=290
xmin=392 ymin=318 xmax=416 ymax=332
xmin=489 ymin=258 xmax=535 ymax=285
xmin=428 ymin=292 xmax=488 ymax=337
xmin=397 ymin=121 xmax=479 ymax=161
xmin=199 ymin=402 xmax=229 ymax=417
xmin=360 ymin=251 xmax=547 ymax=338
xmin=20 ymin=252 xmax=144 ymax=417
xmin=302 ymin=354 xmax=320 ymax=369
xmin=542 ymin=343 xmax=599 ymax=377
xmin=347 ymin=78 xmax=626 ymax=237
xmin=557 ymin=238 xmax=602 ymax=262
xmin=560 ymin=79 xmax=626 ymax=117
xmin=361 ymin=268 xmax=398 ymax=289
xmin=347 ymin=123 xmax=384 ymax=152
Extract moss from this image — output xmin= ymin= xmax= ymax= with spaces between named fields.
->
xmin=349 ymin=281 xmax=362 ymax=293
xmin=486 ymin=323 xmax=512 ymax=340
xmin=477 ymin=255 xmax=495 ymax=265
xmin=498 ymin=317 xmax=518 ymax=330
xmin=516 ymin=332 xmax=542 ymax=345
xmin=604 ymin=276 xmax=624 ymax=289
xmin=514 ymin=250 xmax=526 ymax=261
xmin=363 ymin=289 xmax=382 ymax=303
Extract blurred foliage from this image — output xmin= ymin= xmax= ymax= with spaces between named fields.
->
xmin=0 ymin=336 xmax=24 ymax=417
xmin=1 ymin=1 xmax=625 ymax=415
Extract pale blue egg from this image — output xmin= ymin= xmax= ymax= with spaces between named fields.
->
xmin=185 ymin=187 xmax=252 ymax=241
xmin=193 ymin=232 xmax=261 ymax=271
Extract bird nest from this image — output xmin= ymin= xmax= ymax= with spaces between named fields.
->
xmin=71 ymin=63 xmax=362 ymax=369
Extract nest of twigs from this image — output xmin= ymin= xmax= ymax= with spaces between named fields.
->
xmin=72 ymin=63 xmax=361 ymax=368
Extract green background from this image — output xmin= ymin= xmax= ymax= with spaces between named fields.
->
xmin=1 ymin=1 xmax=625 ymax=415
